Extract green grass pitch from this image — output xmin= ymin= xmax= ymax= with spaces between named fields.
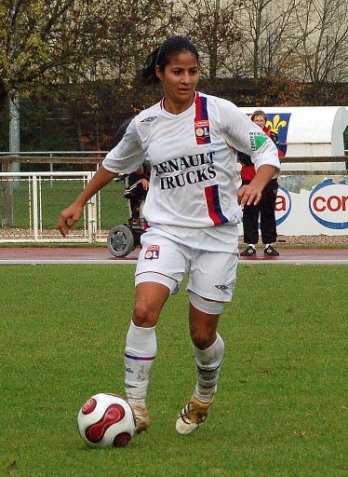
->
xmin=1 ymin=264 xmax=347 ymax=477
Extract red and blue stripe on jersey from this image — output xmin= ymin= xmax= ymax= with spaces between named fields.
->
xmin=204 ymin=184 xmax=228 ymax=225
xmin=194 ymin=93 xmax=211 ymax=145
xmin=196 ymin=95 xmax=228 ymax=224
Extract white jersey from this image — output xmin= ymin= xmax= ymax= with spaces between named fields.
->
xmin=103 ymin=92 xmax=280 ymax=237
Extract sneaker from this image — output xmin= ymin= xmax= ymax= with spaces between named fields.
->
xmin=176 ymin=395 xmax=214 ymax=435
xmin=131 ymin=404 xmax=150 ymax=433
xmin=264 ymin=244 xmax=279 ymax=256
xmin=240 ymin=245 xmax=256 ymax=257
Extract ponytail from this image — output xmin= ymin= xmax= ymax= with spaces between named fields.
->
xmin=142 ymin=47 xmax=161 ymax=86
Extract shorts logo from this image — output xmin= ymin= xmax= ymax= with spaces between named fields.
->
xmin=144 ymin=245 xmax=160 ymax=260
xmin=249 ymin=132 xmax=268 ymax=152
xmin=215 ymin=285 xmax=229 ymax=290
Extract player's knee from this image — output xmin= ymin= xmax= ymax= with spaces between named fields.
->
xmin=190 ymin=331 xmax=216 ymax=350
xmin=132 ymin=299 xmax=159 ymax=327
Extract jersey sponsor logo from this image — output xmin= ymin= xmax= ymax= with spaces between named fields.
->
xmin=249 ymin=132 xmax=268 ymax=152
xmin=154 ymin=153 xmax=215 ymax=175
xmin=153 ymin=152 xmax=217 ymax=190
xmin=144 ymin=245 xmax=160 ymax=259
xmin=140 ymin=116 xmax=157 ymax=123
xmin=159 ymin=166 xmax=216 ymax=190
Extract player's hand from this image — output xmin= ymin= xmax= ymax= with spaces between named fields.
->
xmin=141 ymin=179 xmax=149 ymax=190
xmin=58 ymin=204 xmax=83 ymax=237
xmin=237 ymin=184 xmax=262 ymax=207
xmin=238 ymin=165 xmax=278 ymax=207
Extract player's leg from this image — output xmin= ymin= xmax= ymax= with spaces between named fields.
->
xmin=240 ymin=203 xmax=259 ymax=256
xmin=125 ymin=281 xmax=170 ymax=432
xmin=189 ymin=300 xmax=225 ymax=402
xmin=260 ymin=180 xmax=279 ymax=255
xmin=125 ymin=230 xmax=187 ymax=432
xmin=176 ymin=249 xmax=237 ymax=435
xmin=176 ymin=300 xmax=224 ymax=435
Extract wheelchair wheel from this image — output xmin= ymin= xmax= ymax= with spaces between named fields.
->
xmin=107 ymin=225 xmax=134 ymax=257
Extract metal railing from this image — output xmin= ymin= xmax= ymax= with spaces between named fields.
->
xmin=0 ymin=153 xmax=347 ymax=243
xmin=1 ymin=152 xmax=347 ymax=174
xmin=0 ymin=171 xmax=96 ymax=242
xmin=0 ymin=151 xmax=108 ymax=172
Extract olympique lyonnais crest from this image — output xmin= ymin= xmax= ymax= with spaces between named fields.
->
xmin=144 ymin=245 xmax=160 ymax=260
xmin=195 ymin=120 xmax=210 ymax=142
xmin=195 ymin=94 xmax=211 ymax=145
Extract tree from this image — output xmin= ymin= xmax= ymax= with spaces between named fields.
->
xmin=238 ymin=0 xmax=301 ymax=79
xmin=178 ymin=0 xmax=242 ymax=80
xmin=0 ymin=0 xmax=109 ymax=113
xmin=103 ymin=0 xmax=180 ymax=81
xmin=294 ymin=0 xmax=348 ymax=83
xmin=52 ymin=0 xmax=182 ymax=148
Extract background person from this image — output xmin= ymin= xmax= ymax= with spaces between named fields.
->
xmin=239 ymin=110 xmax=280 ymax=257
xmin=124 ymin=162 xmax=150 ymax=222
xmin=113 ymin=117 xmax=150 ymax=222
xmin=59 ymin=36 xmax=280 ymax=436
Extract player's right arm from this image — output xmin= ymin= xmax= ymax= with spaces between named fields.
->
xmin=59 ymin=165 xmax=119 ymax=237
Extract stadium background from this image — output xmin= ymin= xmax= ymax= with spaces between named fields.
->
xmin=1 ymin=79 xmax=347 ymax=158
xmin=1 ymin=1 xmax=348 ymax=157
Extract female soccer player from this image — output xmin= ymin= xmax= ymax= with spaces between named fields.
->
xmin=59 ymin=36 xmax=280 ymax=435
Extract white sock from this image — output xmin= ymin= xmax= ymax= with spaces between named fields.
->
xmin=124 ymin=320 xmax=157 ymax=409
xmin=193 ymin=333 xmax=225 ymax=403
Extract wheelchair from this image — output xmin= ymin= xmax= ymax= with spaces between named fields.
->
xmin=107 ymin=168 xmax=149 ymax=258
xmin=107 ymin=207 xmax=147 ymax=258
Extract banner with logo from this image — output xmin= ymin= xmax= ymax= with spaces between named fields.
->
xmin=238 ymin=179 xmax=348 ymax=236
xmin=265 ymin=113 xmax=291 ymax=158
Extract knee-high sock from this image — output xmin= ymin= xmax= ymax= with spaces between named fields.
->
xmin=194 ymin=333 xmax=225 ymax=403
xmin=124 ymin=320 xmax=157 ymax=408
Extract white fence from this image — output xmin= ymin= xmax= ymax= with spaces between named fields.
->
xmin=0 ymin=171 xmax=99 ymax=243
xmin=1 ymin=167 xmax=347 ymax=242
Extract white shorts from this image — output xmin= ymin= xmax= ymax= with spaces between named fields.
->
xmin=135 ymin=227 xmax=238 ymax=302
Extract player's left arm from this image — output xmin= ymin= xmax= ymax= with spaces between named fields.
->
xmin=59 ymin=166 xmax=118 ymax=237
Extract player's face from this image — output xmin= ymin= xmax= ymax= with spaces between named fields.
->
xmin=253 ymin=115 xmax=266 ymax=129
xmin=156 ymin=51 xmax=199 ymax=113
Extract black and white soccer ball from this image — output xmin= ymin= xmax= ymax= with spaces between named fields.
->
xmin=77 ymin=393 xmax=136 ymax=448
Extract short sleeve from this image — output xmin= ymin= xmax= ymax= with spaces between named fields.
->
xmin=218 ymin=99 xmax=281 ymax=172
xmin=102 ymin=118 xmax=145 ymax=174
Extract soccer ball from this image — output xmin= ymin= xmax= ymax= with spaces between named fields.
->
xmin=77 ymin=393 xmax=136 ymax=448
